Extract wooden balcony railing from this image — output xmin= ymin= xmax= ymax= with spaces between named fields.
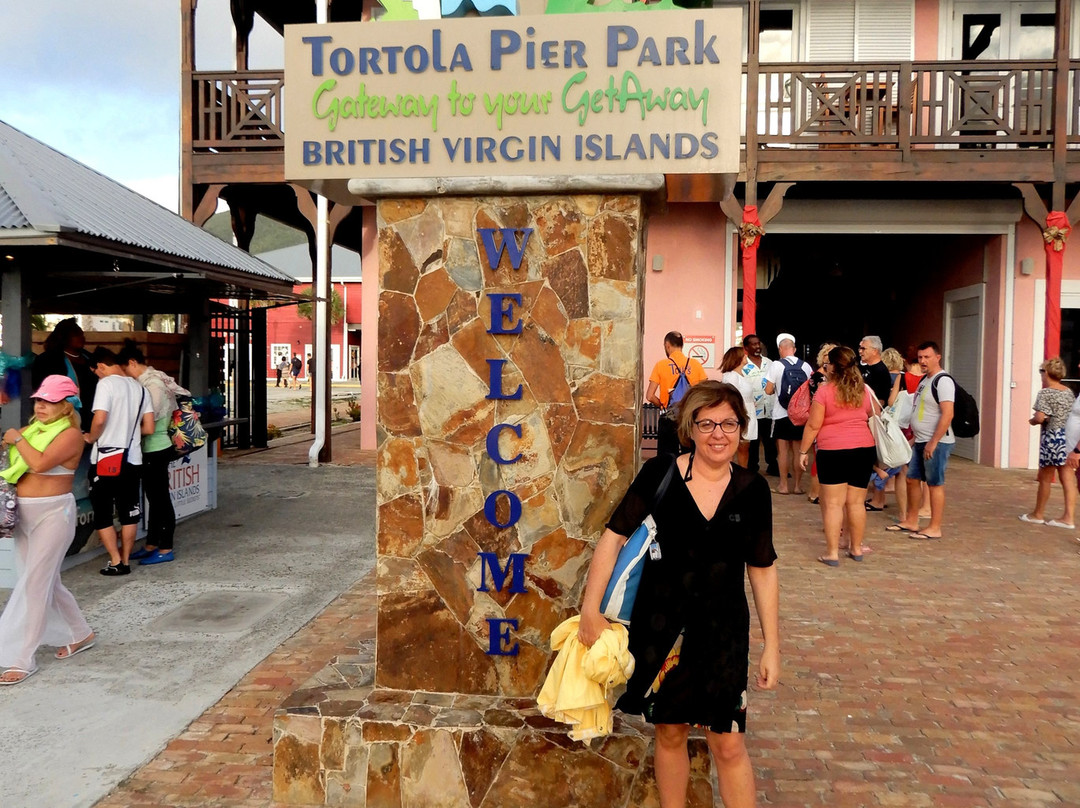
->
xmin=753 ymin=60 xmax=1066 ymax=150
xmin=191 ymin=70 xmax=285 ymax=151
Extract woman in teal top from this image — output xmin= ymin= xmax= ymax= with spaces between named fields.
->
xmin=117 ymin=340 xmax=184 ymax=565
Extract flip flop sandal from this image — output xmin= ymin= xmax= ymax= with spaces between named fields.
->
xmin=817 ymin=556 xmax=840 ymax=567
xmin=884 ymin=524 xmax=912 ymax=533
xmin=1018 ymin=514 xmax=1045 ymax=525
xmin=0 ymin=667 xmax=37 ymax=686
xmin=908 ymin=532 xmax=942 ymax=540
xmin=55 ymin=638 xmax=96 ymax=660
xmin=847 ymin=552 xmax=864 ymax=561
xmin=865 ymin=503 xmax=885 ymax=512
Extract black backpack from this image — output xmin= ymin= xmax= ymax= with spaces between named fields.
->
xmin=931 ymin=373 xmax=980 ymax=439
xmin=777 ymin=359 xmax=808 ymax=409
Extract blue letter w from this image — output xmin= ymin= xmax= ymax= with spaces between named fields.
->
xmin=477 ymin=228 xmax=532 ymax=271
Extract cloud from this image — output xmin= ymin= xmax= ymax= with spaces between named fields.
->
xmin=123 ymin=174 xmax=181 ymax=213
xmin=0 ymin=0 xmax=282 ymax=211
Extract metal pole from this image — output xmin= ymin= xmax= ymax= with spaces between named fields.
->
xmin=308 ymin=194 xmax=330 ymax=467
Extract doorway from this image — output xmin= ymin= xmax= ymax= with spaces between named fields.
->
xmin=944 ymin=285 xmax=984 ymax=461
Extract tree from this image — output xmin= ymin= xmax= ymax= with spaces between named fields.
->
xmin=296 ymin=287 xmax=345 ymax=325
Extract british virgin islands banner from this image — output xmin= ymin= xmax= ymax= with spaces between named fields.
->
xmin=284 ymin=8 xmax=742 ymax=187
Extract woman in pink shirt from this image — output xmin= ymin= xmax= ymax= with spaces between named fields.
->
xmin=798 ymin=346 xmax=876 ymax=566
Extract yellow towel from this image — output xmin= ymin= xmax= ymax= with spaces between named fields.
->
xmin=0 ymin=418 xmax=72 ymax=484
xmin=536 ymin=616 xmax=635 ymax=742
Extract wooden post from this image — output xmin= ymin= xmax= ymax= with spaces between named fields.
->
xmin=745 ymin=0 xmax=761 ymax=208
xmin=1052 ymin=0 xmax=1071 ymax=211
xmin=179 ymin=0 xmax=196 ymax=220
xmin=237 ymin=301 xmax=251 ymax=450
xmin=251 ymin=305 xmax=268 ymax=449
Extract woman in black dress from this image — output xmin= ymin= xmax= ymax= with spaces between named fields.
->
xmin=579 ymin=381 xmax=780 ymax=808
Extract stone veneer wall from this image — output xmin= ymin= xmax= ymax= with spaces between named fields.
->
xmin=272 ymin=195 xmax=717 ymax=807
xmin=375 ymin=195 xmax=644 ymax=696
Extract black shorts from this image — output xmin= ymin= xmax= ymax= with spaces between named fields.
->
xmin=772 ymin=416 xmax=804 ymax=442
xmin=90 ymin=462 xmax=143 ymax=528
xmin=816 ymin=446 xmax=877 ymax=488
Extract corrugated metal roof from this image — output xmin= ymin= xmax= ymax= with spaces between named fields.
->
xmin=0 ymin=182 xmax=28 ymax=229
xmin=259 ymin=243 xmax=361 ymax=282
xmin=0 ymin=119 xmax=296 ymax=284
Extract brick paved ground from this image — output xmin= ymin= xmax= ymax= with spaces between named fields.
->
xmin=93 ymin=455 xmax=1080 ymax=807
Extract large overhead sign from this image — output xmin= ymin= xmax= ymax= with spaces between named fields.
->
xmin=284 ymin=9 xmax=742 ymax=186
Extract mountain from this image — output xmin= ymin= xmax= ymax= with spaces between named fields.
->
xmin=202 ymin=211 xmax=308 ymax=254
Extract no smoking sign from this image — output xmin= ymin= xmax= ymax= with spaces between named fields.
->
xmin=684 ymin=335 xmax=715 ymax=369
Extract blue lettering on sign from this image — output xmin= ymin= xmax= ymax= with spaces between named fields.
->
xmin=486 ymin=358 xmax=523 ymax=400
xmin=486 ymin=423 xmax=523 ymax=465
xmin=303 ymin=30 xmax=474 ymax=76
xmin=487 ymin=293 xmax=523 ymax=335
xmin=486 ymin=618 xmax=520 ymax=656
xmin=483 ymin=490 xmax=523 ymax=529
xmin=476 ymin=223 xmax=536 ymax=656
xmin=477 ymin=228 xmax=532 ymax=270
xmin=606 ymin=20 xmax=719 ymax=68
xmin=477 ymin=552 xmax=529 ymax=593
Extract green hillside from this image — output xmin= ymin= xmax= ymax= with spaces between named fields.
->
xmin=203 ymin=211 xmax=308 ymax=255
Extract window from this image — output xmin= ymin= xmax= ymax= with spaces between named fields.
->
xmin=953 ymin=2 xmax=1054 ymax=60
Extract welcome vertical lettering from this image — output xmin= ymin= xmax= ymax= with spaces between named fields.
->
xmin=479 ymin=227 xmax=533 ymax=656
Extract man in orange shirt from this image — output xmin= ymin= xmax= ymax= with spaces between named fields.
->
xmin=646 ymin=331 xmax=709 ymax=456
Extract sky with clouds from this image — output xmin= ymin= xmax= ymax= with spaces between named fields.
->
xmin=0 ymin=0 xmax=282 ymax=212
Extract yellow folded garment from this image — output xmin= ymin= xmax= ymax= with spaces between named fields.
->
xmin=1 ymin=419 xmax=72 ymax=484
xmin=537 ymin=616 xmax=635 ymax=742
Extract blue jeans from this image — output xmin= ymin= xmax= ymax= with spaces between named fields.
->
xmin=907 ymin=442 xmax=954 ymax=487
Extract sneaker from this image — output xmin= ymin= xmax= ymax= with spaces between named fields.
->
xmin=100 ymin=562 xmax=131 ymax=576
xmin=139 ymin=550 xmax=174 ymax=565
xmin=129 ymin=547 xmax=155 ymax=561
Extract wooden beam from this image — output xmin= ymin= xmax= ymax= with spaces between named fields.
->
xmin=758 ymin=182 xmax=795 ymax=226
xmin=1013 ymin=182 xmax=1049 ymax=225
xmin=191 ymin=184 xmax=225 ymax=228
xmin=1065 ymin=193 xmax=1080 ymax=225
xmin=1053 ymin=0 xmax=1071 ymax=210
xmin=719 ymin=194 xmax=743 ymax=225
xmin=179 ymin=0 xmax=196 ymax=220
xmin=744 ymin=0 xmax=761 ymax=206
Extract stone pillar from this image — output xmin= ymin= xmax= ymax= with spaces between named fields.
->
xmin=374 ymin=194 xmax=645 ymax=698
xmin=273 ymin=195 xmax=714 ymax=807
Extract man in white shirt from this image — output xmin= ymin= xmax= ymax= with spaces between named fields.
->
xmin=765 ymin=333 xmax=812 ymax=494
xmin=85 ymin=348 xmax=155 ymax=576
xmin=891 ymin=341 xmax=954 ymax=540
xmin=739 ymin=334 xmax=777 ymax=476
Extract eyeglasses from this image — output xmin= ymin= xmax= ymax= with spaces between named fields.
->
xmin=694 ymin=419 xmax=742 ymax=434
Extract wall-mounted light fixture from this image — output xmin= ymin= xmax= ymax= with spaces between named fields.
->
xmin=1020 ymin=257 xmax=1035 ymax=276
xmin=651 ymin=255 xmax=664 ymax=272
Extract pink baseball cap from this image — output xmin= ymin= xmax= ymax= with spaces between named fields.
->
xmin=30 ymin=375 xmax=80 ymax=403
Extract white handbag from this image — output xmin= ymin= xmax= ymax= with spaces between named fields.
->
xmin=870 ymin=397 xmax=913 ymax=469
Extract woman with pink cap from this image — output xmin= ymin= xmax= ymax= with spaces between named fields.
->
xmin=0 ymin=375 xmax=95 ymax=685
